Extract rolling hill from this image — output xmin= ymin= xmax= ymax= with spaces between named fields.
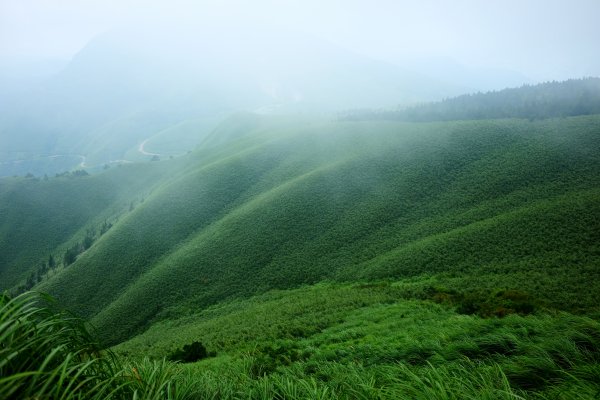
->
xmin=2 ymin=80 xmax=600 ymax=398
xmin=1 ymin=111 xmax=596 ymax=345
xmin=0 ymin=161 xmax=177 ymax=289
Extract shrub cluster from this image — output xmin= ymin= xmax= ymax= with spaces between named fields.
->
xmin=423 ymin=285 xmax=537 ymax=317
xmin=168 ymin=341 xmax=214 ymax=363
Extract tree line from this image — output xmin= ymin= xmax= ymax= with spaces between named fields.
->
xmin=340 ymin=77 xmax=600 ymax=122
xmin=13 ymin=220 xmax=114 ymax=294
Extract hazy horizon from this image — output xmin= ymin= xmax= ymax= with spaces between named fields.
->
xmin=2 ymin=0 xmax=600 ymax=178
xmin=2 ymin=0 xmax=600 ymax=84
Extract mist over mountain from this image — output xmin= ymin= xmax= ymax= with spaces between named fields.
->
xmin=5 ymin=10 xmax=589 ymax=177
xmin=2 ymin=2 xmax=600 ymax=399
xmin=1 ymin=23 xmax=477 ymax=177
xmin=395 ymin=56 xmax=532 ymax=92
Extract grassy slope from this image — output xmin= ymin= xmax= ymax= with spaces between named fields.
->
xmin=114 ymin=281 xmax=600 ymax=399
xmin=32 ymin=114 xmax=600 ymax=345
xmin=6 ymin=286 xmax=599 ymax=399
xmin=0 ymin=161 xmax=176 ymax=289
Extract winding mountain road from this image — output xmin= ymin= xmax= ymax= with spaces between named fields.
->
xmin=138 ymin=139 xmax=161 ymax=156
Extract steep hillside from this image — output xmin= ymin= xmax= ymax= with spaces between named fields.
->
xmin=0 ymin=161 xmax=177 ymax=289
xmin=26 ymin=113 xmax=600 ymax=345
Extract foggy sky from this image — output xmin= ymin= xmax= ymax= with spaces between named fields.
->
xmin=1 ymin=0 xmax=600 ymax=82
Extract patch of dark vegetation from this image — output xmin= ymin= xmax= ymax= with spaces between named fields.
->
xmin=423 ymin=286 xmax=537 ymax=317
xmin=55 ymin=169 xmax=89 ymax=178
xmin=168 ymin=341 xmax=215 ymax=363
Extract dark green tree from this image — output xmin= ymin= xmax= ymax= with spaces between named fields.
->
xmin=82 ymin=230 xmax=95 ymax=250
xmin=64 ymin=247 xmax=78 ymax=266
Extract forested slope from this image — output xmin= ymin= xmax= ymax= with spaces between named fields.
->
xmin=343 ymin=77 xmax=600 ymax=121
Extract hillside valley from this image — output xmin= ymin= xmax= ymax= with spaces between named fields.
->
xmin=1 ymin=72 xmax=600 ymax=398
xmin=24 ymin=111 xmax=600 ymax=345
xmin=5 ymin=0 xmax=600 ymax=396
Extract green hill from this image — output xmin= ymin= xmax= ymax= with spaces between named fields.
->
xmin=4 ymin=113 xmax=590 ymax=345
xmin=0 ymin=160 xmax=188 ymax=289
xmin=2 ymin=81 xmax=600 ymax=398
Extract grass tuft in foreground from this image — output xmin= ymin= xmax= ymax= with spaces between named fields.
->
xmin=3 ymin=289 xmax=600 ymax=399
xmin=0 ymin=291 xmax=198 ymax=400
